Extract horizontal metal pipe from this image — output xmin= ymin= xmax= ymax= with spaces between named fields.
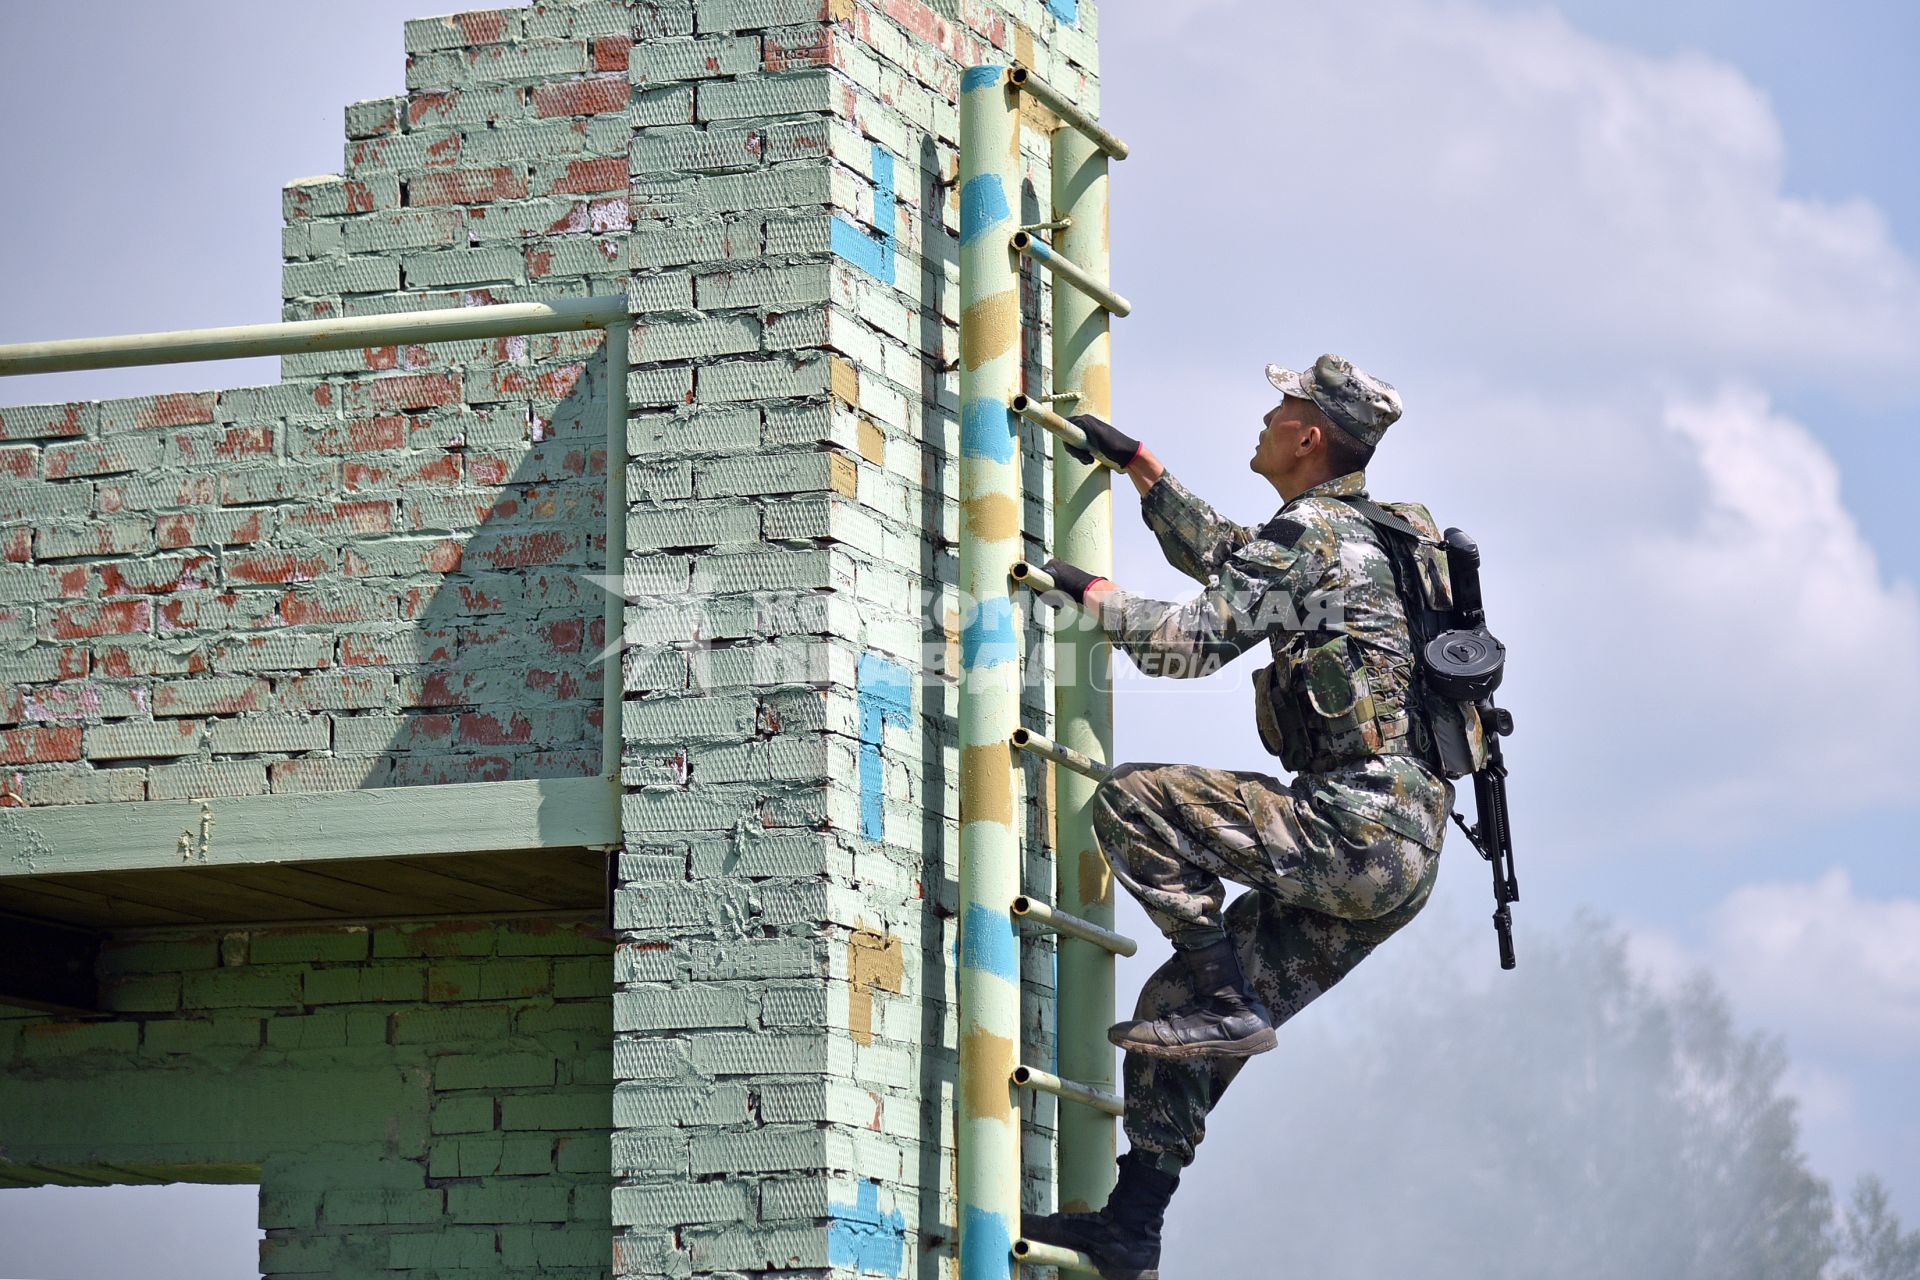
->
xmin=1013 ymin=1238 xmax=1102 ymax=1274
xmin=1013 ymin=895 xmax=1137 ymax=957
xmin=1009 ymin=560 xmax=1056 ymax=593
xmin=1011 ymin=726 xmax=1111 ymax=781
xmin=1013 ymin=1063 xmax=1125 ymax=1116
xmin=0 ymin=296 xmax=630 ymax=377
xmin=1009 ymin=66 xmax=1130 ymax=161
xmin=1012 ymin=232 xmax=1132 ymax=317
xmin=1011 ymin=392 xmax=1121 ymax=469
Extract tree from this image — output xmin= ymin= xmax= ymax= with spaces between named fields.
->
xmin=1835 ymin=1175 xmax=1920 ymax=1280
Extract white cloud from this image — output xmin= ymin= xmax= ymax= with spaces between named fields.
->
xmin=1106 ymin=0 xmax=1920 ymax=852
xmin=1109 ymin=0 xmax=1920 ymax=388
xmin=1709 ymin=869 xmax=1920 ymax=1057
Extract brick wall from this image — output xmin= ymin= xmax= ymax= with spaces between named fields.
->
xmin=0 ymin=0 xmax=1102 ymax=1275
xmin=0 ymin=919 xmax=614 ymax=1278
xmin=607 ymin=0 xmax=1099 ymax=1276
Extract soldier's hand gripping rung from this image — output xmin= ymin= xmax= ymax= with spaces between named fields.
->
xmin=1010 ymin=726 xmax=1110 ymax=781
xmin=1012 ymin=894 xmax=1136 ymax=957
xmin=1009 ymin=394 xmax=1122 ymax=470
xmin=1013 ymin=1063 xmax=1125 ymax=1116
xmin=1014 ymin=1238 xmax=1104 ymax=1273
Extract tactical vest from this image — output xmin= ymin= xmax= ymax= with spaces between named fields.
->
xmin=1253 ymin=498 xmax=1489 ymax=779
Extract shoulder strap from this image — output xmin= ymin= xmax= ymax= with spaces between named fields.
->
xmin=1337 ymin=496 xmax=1432 ymax=544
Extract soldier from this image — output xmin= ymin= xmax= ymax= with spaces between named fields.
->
xmin=1022 ymin=356 xmax=1458 ymax=1280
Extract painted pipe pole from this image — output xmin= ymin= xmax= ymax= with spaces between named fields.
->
xmin=957 ymin=63 xmax=1025 ymax=1280
xmin=601 ymin=321 xmax=630 ymax=796
xmin=1009 ymin=67 xmax=1130 ymax=161
xmin=1011 ymin=232 xmax=1132 ymax=318
xmin=0 ymin=297 xmax=630 ymax=377
xmin=1048 ymin=122 xmax=1120 ymax=1218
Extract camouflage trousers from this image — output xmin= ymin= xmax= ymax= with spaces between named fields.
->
xmin=1093 ymin=761 xmax=1442 ymax=1166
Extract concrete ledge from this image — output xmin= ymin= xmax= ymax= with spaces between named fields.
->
xmin=0 ymin=776 xmax=620 ymax=879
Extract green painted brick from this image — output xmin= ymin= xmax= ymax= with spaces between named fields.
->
xmin=448 ymin=1181 xmax=572 ymax=1223
xmin=248 ymin=928 xmax=372 ymax=965
xmin=282 ymin=255 xmax=402 ymax=298
xmin=630 ymin=35 xmax=760 ymax=85
xmin=182 ymin=966 xmax=303 ymax=1010
xmin=19 ymin=1021 xmax=142 ymax=1058
xmin=304 ymin=963 xmax=427 ymax=1005
xmin=696 ymin=71 xmax=834 ymax=122
xmin=612 ymin=1179 xmax=747 ymax=1228
xmin=613 ymin=985 xmax=748 ymax=1031
xmin=392 ymin=1004 xmax=513 ymax=1043
xmin=323 ymin=1187 xmax=446 ymax=1226
xmin=436 ymin=1052 xmax=556 ymax=1091
xmin=501 ymin=1090 xmax=610 ymax=1131
xmin=431 ymin=1094 xmax=496 ymax=1135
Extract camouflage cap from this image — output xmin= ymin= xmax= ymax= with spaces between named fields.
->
xmin=1264 ymin=354 xmax=1402 ymax=447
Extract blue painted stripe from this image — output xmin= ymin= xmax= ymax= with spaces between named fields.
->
xmin=960 ymin=597 xmax=1018 ymax=671
xmin=960 ymin=397 xmax=1015 ymax=463
xmin=829 ymin=1182 xmax=908 ymax=1277
xmin=961 ymin=1204 xmax=1015 ymax=1280
xmin=961 ymin=902 xmax=1018 ymax=984
xmin=857 ymin=652 xmax=914 ymax=843
xmin=1046 ymin=0 xmax=1079 ymax=23
xmin=958 ymin=173 xmax=1010 ymax=247
xmin=961 ymin=65 xmax=1004 ymax=92
xmin=832 ymin=142 xmax=897 ymax=284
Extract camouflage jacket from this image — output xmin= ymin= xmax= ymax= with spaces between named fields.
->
xmin=1100 ymin=470 xmax=1453 ymax=850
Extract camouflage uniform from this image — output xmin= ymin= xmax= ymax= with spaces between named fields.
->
xmin=1094 ymin=467 xmax=1454 ymax=1166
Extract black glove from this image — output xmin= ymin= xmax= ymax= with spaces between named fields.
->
xmin=1061 ymin=413 xmax=1140 ymax=470
xmin=1041 ymin=557 xmax=1107 ymax=605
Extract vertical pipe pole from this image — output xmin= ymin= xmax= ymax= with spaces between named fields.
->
xmin=1048 ymin=126 xmax=1117 ymax=1213
xmin=601 ymin=321 xmax=630 ymax=801
xmin=957 ymin=64 xmax=1024 ymax=1280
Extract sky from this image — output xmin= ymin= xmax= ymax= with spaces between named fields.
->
xmin=0 ymin=0 xmax=1916 ymax=1271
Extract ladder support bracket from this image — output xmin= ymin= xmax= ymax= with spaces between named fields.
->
xmin=1015 ymin=1237 xmax=1106 ymax=1273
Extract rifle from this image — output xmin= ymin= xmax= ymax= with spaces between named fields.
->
xmin=1427 ymin=529 xmax=1520 ymax=970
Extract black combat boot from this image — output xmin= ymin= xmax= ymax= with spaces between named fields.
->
xmin=1107 ymin=936 xmax=1277 ymax=1060
xmin=1021 ymin=1150 xmax=1179 ymax=1280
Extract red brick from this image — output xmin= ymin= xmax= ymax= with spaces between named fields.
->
xmin=409 ymin=166 xmax=529 ymax=206
xmin=305 ymin=415 xmax=410 ymax=456
xmin=343 ymin=453 xmax=463 ymax=492
xmin=592 ymin=35 xmax=632 ymax=72
xmin=526 ymin=666 xmax=585 ymax=701
xmin=458 ymin=710 xmax=532 ymax=746
xmin=152 ymin=678 xmax=270 ymax=717
xmin=365 ymin=373 xmax=462 ymax=412
xmin=96 ymin=554 xmax=215 ymax=596
xmin=213 ymin=425 xmax=276 ymax=460
xmin=279 ymin=589 xmax=391 ymax=627
xmin=226 ymin=551 xmax=334 ymax=585
xmin=0 ymin=724 xmax=84 ymax=765
xmin=0 ymin=403 xmax=83 ymax=441
xmin=539 ymin=618 xmax=585 ymax=654
xmin=0 ymin=446 xmax=36 ymax=478
xmin=339 ymin=630 xmax=455 ymax=667
xmin=283 ymin=500 xmax=395 ymax=538
xmin=455 ymin=9 xmax=508 ymax=43
xmin=766 ymin=27 xmax=833 ymax=71
xmin=547 ymin=156 xmax=625 ymax=196
xmin=470 ymin=531 xmax=577 ymax=570
xmin=2 ymin=527 xmax=28 ymax=562
xmin=138 ymin=393 xmax=216 ymax=430
xmin=533 ymin=78 xmax=629 ymax=118
xmin=50 ymin=599 xmax=151 ymax=640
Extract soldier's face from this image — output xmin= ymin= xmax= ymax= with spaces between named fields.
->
xmin=1253 ymin=399 xmax=1329 ymax=496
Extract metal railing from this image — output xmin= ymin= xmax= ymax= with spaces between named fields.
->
xmin=0 ymin=296 xmax=632 ymax=817
xmin=957 ymin=63 xmax=1136 ymax=1279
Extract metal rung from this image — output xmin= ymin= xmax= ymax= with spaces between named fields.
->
xmin=1009 ymin=66 xmax=1130 ymax=160
xmin=1011 ymin=727 xmax=1110 ymax=781
xmin=1009 ymin=560 xmax=1055 ymax=592
xmin=1012 ymin=232 xmax=1132 ymax=317
xmin=1014 ymin=1063 xmax=1124 ymax=1117
xmin=1013 ymin=895 xmax=1136 ymax=957
xmin=1014 ymin=1238 xmax=1102 ymax=1273
xmin=1010 ymin=394 xmax=1123 ymax=470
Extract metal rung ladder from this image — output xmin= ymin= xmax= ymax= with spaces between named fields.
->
xmin=955 ymin=63 xmax=1137 ymax=1279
